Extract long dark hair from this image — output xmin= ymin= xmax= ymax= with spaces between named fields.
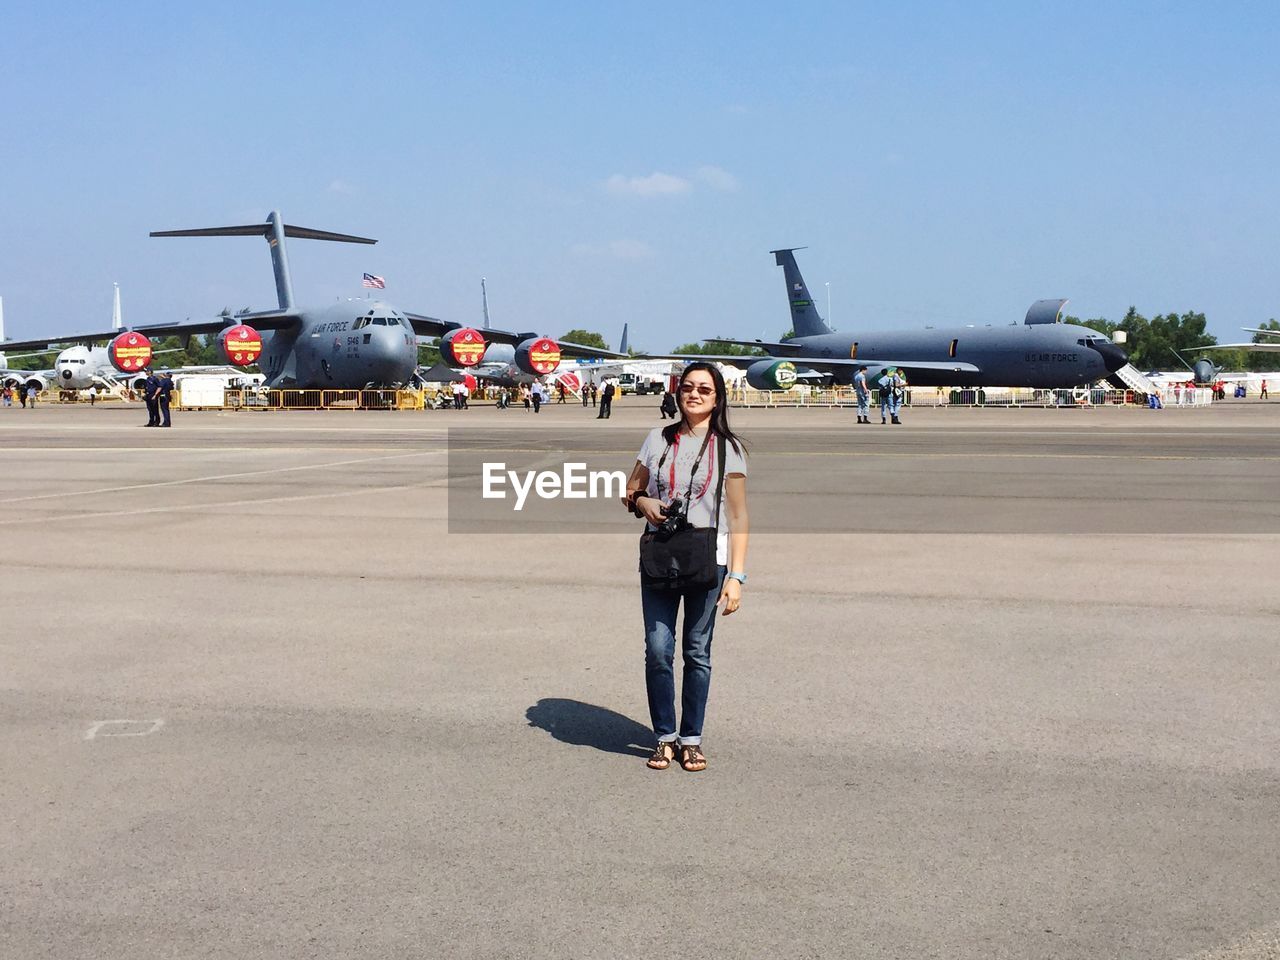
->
xmin=662 ymin=362 xmax=747 ymax=455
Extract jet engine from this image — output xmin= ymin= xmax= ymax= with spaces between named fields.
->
xmin=514 ymin=337 xmax=562 ymax=376
xmin=745 ymin=359 xmax=798 ymax=391
xmin=108 ymin=331 xmax=153 ymax=372
xmin=20 ymin=374 xmax=50 ymax=394
xmin=217 ymin=324 xmax=264 ymax=366
xmin=441 ymin=327 xmax=487 ymax=367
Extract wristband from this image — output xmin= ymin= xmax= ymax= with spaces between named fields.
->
xmin=726 ymin=572 xmax=747 ymax=585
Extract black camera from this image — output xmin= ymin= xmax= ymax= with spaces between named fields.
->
xmin=657 ymin=498 xmax=688 ymax=537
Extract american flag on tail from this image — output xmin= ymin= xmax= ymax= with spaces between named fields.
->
xmin=362 ymin=273 xmax=386 ymax=289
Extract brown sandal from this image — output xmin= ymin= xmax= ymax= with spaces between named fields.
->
xmin=679 ymin=744 xmax=707 ymax=772
xmin=647 ymin=742 xmax=676 ymax=770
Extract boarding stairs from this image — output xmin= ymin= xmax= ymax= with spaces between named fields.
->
xmin=92 ymin=377 xmax=136 ymax=403
xmin=1106 ymin=363 xmax=1158 ymax=397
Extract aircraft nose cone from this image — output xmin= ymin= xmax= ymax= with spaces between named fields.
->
xmin=367 ymin=327 xmax=415 ymax=384
xmin=1092 ymin=340 xmax=1127 ymax=373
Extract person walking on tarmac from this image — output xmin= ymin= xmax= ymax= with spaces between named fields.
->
xmin=659 ymin=389 xmax=677 ymax=420
xmin=878 ymin=368 xmax=904 ymax=425
xmin=890 ymin=369 xmax=906 ymax=423
xmin=853 ymin=365 xmax=871 ymax=424
xmin=597 ymin=379 xmax=615 ymax=419
xmin=158 ymin=372 xmax=174 ymax=427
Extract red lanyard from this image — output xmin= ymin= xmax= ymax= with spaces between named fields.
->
xmin=660 ymin=430 xmax=715 ymax=502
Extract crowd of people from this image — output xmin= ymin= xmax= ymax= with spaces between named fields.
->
xmin=1 ymin=384 xmax=40 ymax=408
xmin=425 ymin=376 xmax=629 ymax=416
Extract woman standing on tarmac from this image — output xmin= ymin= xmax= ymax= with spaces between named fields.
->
xmin=623 ymin=362 xmax=749 ymax=772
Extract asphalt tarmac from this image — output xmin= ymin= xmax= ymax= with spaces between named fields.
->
xmin=2 ymin=400 xmax=1278 ymax=960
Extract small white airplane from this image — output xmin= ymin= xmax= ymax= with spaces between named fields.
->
xmin=1 ymin=286 xmax=237 ymax=396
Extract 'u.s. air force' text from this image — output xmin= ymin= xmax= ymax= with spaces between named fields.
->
xmin=1024 ymin=352 xmax=1080 ymax=363
xmin=481 ymin=463 xmax=627 ymax=511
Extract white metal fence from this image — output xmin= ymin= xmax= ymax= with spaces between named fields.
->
xmin=730 ymin=386 xmax=1147 ymax=408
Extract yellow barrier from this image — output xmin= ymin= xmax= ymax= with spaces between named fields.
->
xmin=206 ymin=388 xmax=425 ymax=411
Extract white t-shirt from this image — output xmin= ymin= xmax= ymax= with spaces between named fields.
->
xmin=636 ymin=426 xmax=747 ymax=566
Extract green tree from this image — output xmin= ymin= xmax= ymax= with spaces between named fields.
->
xmin=1075 ymin=307 xmax=1217 ymax=370
xmin=418 ymin=342 xmax=442 ymax=367
xmin=559 ymin=329 xmax=609 ymax=350
xmin=4 ymin=348 xmax=58 ymax=371
xmin=671 ymin=341 xmax=766 ymax=357
xmin=1247 ymin=319 xmax=1280 ymax=372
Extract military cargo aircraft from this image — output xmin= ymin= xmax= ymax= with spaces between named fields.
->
xmin=0 ymin=211 xmax=622 ymax=389
xmin=644 ymin=248 xmax=1129 ymax=390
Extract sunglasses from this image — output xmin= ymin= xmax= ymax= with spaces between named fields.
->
xmin=679 ymin=383 xmax=716 ymax=396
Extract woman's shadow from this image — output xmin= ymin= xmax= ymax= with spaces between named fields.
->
xmin=526 ymin=699 xmax=651 ymax=758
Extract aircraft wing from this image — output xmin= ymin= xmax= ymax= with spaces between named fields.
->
xmin=1195 ymin=342 xmax=1280 ymax=353
xmin=0 ymin=311 xmax=300 ymax=351
xmin=639 ymin=353 xmax=981 ymax=377
xmin=0 ymin=365 xmax=55 ymax=381
xmin=404 ymin=314 xmax=628 ymax=360
xmin=706 ymin=337 xmax=805 ymax=355
xmin=0 ymin=349 xmax=59 ymax=361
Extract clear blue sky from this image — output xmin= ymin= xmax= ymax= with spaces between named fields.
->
xmin=2 ymin=1 xmax=1277 ymax=350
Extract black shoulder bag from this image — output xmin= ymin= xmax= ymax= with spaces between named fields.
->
xmin=638 ymin=432 xmax=726 ymax=591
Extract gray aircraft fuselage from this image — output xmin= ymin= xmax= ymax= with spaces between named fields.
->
xmin=752 ymin=248 xmax=1128 ymax=389
xmin=258 ymin=299 xmax=418 ymax=389
xmin=792 ymin=322 xmax=1121 ymax=388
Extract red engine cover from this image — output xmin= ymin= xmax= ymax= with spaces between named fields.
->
xmin=218 ymin=324 xmax=264 ymax=366
xmin=515 ymin=337 xmax=562 ymax=375
xmin=442 ymin=327 xmax=487 ymax=367
xmin=108 ymin=332 xmax=153 ymax=372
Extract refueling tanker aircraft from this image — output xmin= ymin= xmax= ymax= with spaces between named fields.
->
xmin=0 ymin=211 xmax=623 ymax=389
xmin=642 ymin=248 xmax=1130 ymax=390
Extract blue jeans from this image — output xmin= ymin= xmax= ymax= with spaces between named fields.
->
xmin=641 ymin=566 xmax=726 ymax=745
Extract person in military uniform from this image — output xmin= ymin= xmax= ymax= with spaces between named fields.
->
xmin=143 ymin=371 xmax=160 ymax=426
xmin=158 ymin=372 xmax=174 ymax=427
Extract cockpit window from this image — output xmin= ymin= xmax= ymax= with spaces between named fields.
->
xmin=373 ymin=317 xmax=387 ymax=326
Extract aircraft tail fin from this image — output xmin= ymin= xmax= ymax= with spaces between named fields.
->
xmin=770 ymin=247 xmax=832 ymax=338
xmin=151 ymin=210 xmax=376 ymax=312
xmin=112 ymin=284 xmax=122 ymax=330
xmin=619 ymin=322 xmax=629 ymax=355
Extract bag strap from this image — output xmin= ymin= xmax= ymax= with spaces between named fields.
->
xmin=711 ymin=434 xmax=726 ymax=533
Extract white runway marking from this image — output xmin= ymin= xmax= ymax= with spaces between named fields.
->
xmin=0 ymin=451 xmax=442 ymax=506
xmin=84 ymin=719 xmax=164 ymax=740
